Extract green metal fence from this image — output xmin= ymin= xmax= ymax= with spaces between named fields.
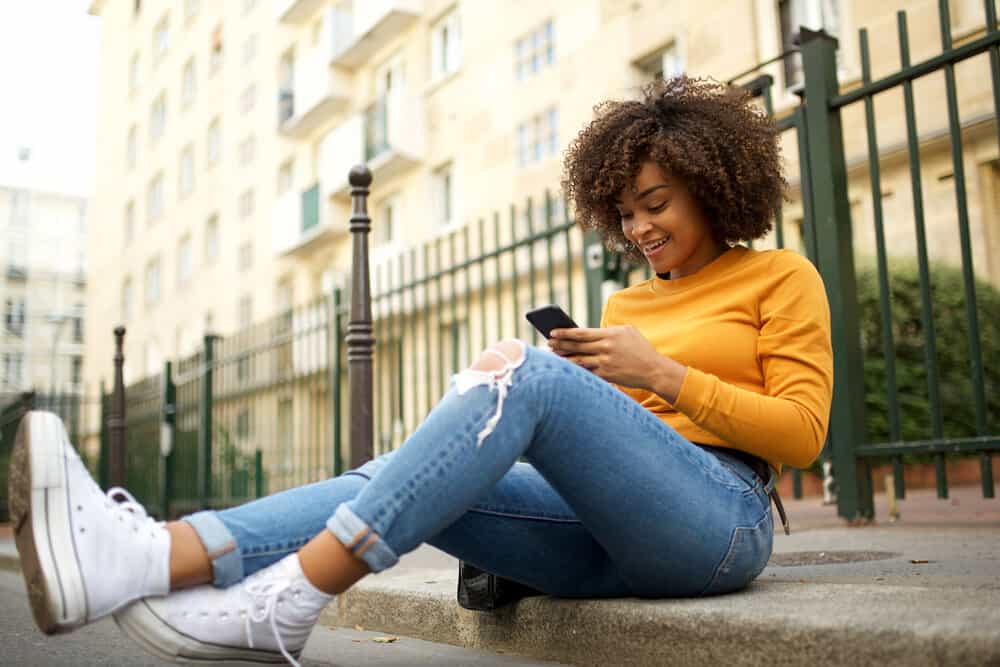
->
xmin=1 ymin=391 xmax=97 ymax=522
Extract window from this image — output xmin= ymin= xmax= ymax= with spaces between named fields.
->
xmin=240 ymin=84 xmax=256 ymax=113
xmin=147 ymin=173 xmax=164 ymax=222
xmin=431 ymin=9 xmax=462 ymax=81
xmin=433 ymin=163 xmax=456 ymax=228
xmin=517 ymin=107 xmax=559 ymax=166
xmin=121 ymin=278 xmax=133 ymax=320
xmin=779 ymin=0 xmax=840 ymax=89
xmin=2 ymin=353 xmax=24 ymax=388
xmin=239 ymin=189 xmax=255 ymax=219
xmin=124 ymin=201 xmax=135 ymax=246
xmin=4 ymin=298 xmax=26 ymax=337
xmin=242 ymin=34 xmax=257 ymax=65
xmin=184 ymin=0 xmax=198 ymax=23
xmin=238 ymin=242 xmax=253 ymax=272
xmin=238 ymin=294 xmax=253 ymax=328
xmin=133 ymin=0 xmax=141 ymax=17
xmin=179 ymin=145 xmax=194 ymax=198
xmin=635 ymin=41 xmax=685 ymax=81
xmin=514 ymin=19 xmax=555 ymax=80
xmin=205 ymin=215 xmax=219 ymax=264
xmin=145 ymin=257 xmax=161 ymax=306
xmin=210 ymin=25 xmax=223 ymax=70
xmin=150 ymin=93 xmax=166 ymax=142
xmin=239 ymin=135 xmax=256 ymax=165
xmin=153 ymin=14 xmax=169 ymax=62
xmin=129 ymin=53 xmax=141 ymax=92
xmin=177 ymin=234 xmax=193 ymax=286
xmin=277 ymin=160 xmax=294 ymax=194
xmin=375 ymin=195 xmax=399 ymax=246
xmin=72 ymin=307 xmax=84 ymax=343
xmin=182 ymin=57 xmax=196 ymax=106
xmin=126 ymin=125 xmax=137 ymax=169
xmin=71 ymin=357 xmax=83 ymax=385
xmin=207 ymin=117 xmax=221 ymax=165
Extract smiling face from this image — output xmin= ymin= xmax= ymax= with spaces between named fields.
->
xmin=616 ymin=161 xmax=728 ymax=279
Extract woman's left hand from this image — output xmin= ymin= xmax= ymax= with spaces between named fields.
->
xmin=548 ymin=326 xmax=687 ymax=401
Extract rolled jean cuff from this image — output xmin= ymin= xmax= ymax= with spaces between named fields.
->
xmin=326 ymin=504 xmax=399 ymax=573
xmin=183 ymin=511 xmax=244 ymax=588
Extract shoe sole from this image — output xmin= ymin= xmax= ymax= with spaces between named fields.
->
xmin=8 ymin=411 xmax=88 ymax=634
xmin=115 ymin=599 xmax=296 ymax=664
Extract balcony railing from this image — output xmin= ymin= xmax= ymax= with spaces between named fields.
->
xmin=272 ymin=183 xmax=345 ymax=257
xmin=330 ymin=1 xmax=422 ymax=69
xmin=277 ymin=8 xmax=353 ymax=138
xmin=273 ymin=0 xmax=325 ymax=24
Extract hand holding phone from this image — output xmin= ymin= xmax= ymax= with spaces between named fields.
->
xmin=525 ymin=305 xmax=579 ymax=339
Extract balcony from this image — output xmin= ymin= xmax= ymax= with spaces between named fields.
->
xmin=6 ymin=265 xmax=27 ymax=281
xmin=320 ymin=94 xmax=424 ymax=199
xmin=273 ymin=0 xmax=326 ymax=24
xmin=330 ymin=1 xmax=422 ymax=69
xmin=272 ymin=184 xmax=346 ymax=258
xmin=278 ymin=9 xmax=353 ymax=138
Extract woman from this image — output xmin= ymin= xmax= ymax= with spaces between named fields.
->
xmin=10 ymin=77 xmax=832 ymax=666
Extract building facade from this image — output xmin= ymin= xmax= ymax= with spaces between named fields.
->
xmin=83 ymin=0 xmax=999 ymax=457
xmin=0 ymin=182 xmax=87 ymax=400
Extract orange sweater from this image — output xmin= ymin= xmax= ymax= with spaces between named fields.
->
xmin=601 ymin=246 xmax=833 ymax=470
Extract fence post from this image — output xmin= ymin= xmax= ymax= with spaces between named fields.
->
xmin=582 ymin=231 xmax=629 ymax=327
xmin=331 ymin=286 xmax=343 ymax=476
xmin=98 ymin=381 xmax=108 ymax=488
xmin=109 ymin=326 xmax=127 ymax=487
xmin=160 ymin=361 xmax=176 ymax=519
xmin=346 ymin=165 xmax=374 ymax=469
xmin=254 ymin=449 xmax=264 ymax=498
xmin=799 ymin=28 xmax=873 ymax=521
xmin=198 ymin=334 xmax=218 ymax=508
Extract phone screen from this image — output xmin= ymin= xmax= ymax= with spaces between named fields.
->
xmin=525 ymin=305 xmax=579 ymax=339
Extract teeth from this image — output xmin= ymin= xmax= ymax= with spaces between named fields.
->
xmin=644 ymin=238 xmax=669 ymax=252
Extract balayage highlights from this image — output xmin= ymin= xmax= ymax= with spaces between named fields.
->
xmin=561 ymin=76 xmax=785 ymax=264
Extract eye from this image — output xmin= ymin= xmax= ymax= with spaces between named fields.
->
xmin=618 ymin=211 xmax=633 ymax=221
xmin=648 ymin=201 xmax=667 ymax=213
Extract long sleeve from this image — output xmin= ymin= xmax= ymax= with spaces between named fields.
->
xmin=671 ymin=255 xmax=833 ymax=468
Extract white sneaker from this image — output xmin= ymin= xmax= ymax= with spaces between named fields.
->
xmin=115 ymin=553 xmax=333 ymax=666
xmin=8 ymin=410 xmax=171 ymax=634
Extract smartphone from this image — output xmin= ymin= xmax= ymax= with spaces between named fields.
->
xmin=525 ymin=305 xmax=579 ymax=339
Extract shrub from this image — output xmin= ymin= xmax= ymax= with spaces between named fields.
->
xmin=856 ymin=259 xmax=1000 ymax=446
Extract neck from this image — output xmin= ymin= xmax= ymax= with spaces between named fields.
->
xmin=665 ymin=241 xmax=728 ymax=279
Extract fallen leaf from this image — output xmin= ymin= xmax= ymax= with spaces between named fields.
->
xmin=372 ymin=636 xmax=399 ymax=644
xmin=910 ymin=559 xmax=928 ymax=564
xmin=354 ymin=625 xmax=364 ymax=632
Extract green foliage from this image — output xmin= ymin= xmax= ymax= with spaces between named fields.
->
xmin=856 ymin=259 xmax=1000 ymax=445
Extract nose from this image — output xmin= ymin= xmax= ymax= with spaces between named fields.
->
xmin=626 ymin=213 xmax=654 ymax=241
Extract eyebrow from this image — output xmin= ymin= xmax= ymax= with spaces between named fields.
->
xmin=615 ymin=184 xmax=671 ymax=205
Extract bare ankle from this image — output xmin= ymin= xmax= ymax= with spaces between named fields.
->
xmin=166 ymin=521 xmax=213 ymax=591
xmin=297 ymin=530 xmax=370 ymax=595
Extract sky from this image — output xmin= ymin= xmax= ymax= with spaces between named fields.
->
xmin=0 ymin=0 xmax=100 ymax=197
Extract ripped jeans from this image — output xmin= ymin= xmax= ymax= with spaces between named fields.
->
xmin=184 ymin=344 xmax=774 ymax=598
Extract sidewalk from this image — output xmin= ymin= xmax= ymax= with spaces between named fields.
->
xmin=3 ymin=486 xmax=998 ymax=666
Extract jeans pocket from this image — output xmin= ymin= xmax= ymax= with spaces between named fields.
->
xmin=699 ymin=512 xmax=773 ymax=596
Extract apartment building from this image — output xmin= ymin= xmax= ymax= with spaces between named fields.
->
xmin=0 ymin=181 xmax=87 ymax=400
xmin=84 ymin=0 xmax=999 ymax=398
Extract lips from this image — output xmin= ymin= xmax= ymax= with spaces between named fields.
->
xmin=642 ymin=236 xmax=671 ymax=255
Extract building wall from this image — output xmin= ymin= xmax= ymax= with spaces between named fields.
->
xmin=84 ymin=0 xmax=999 ymax=450
xmin=0 ymin=184 xmax=87 ymax=397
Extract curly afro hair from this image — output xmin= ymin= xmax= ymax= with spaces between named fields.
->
xmin=561 ymin=76 xmax=785 ymax=264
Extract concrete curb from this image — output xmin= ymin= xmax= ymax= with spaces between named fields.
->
xmin=323 ymin=568 xmax=1000 ymax=667
xmin=0 ymin=553 xmax=19 ymax=573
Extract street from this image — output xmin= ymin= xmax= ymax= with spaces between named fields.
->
xmin=0 ymin=570 xmax=563 ymax=667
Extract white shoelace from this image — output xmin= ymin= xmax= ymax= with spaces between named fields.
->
xmin=244 ymin=575 xmax=299 ymax=667
xmin=104 ymin=487 xmax=162 ymax=534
